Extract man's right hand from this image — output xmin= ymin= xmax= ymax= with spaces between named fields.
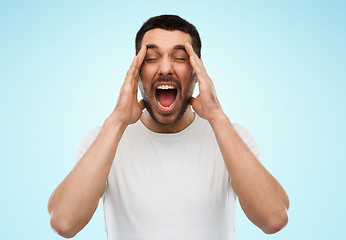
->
xmin=48 ymin=46 xmax=148 ymax=238
xmin=109 ymin=45 xmax=147 ymax=126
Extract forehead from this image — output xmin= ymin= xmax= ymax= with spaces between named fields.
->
xmin=142 ymin=29 xmax=192 ymax=51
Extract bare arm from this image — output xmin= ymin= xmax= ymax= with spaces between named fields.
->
xmin=47 ymin=45 xmax=147 ymax=238
xmin=185 ymin=43 xmax=289 ymax=234
xmin=210 ymin=116 xmax=289 ymax=234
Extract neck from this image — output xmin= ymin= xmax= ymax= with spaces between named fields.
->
xmin=140 ymin=107 xmax=195 ymax=133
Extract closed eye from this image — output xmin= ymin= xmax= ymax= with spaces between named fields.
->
xmin=173 ymin=56 xmax=188 ymax=60
xmin=145 ymin=58 xmax=158 ymax=63
xmin=173 ymin=57 xmax=188 ymax=61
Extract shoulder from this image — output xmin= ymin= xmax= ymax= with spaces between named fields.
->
xmin=232 ymin=122 xmax=261 ymax=161
xmin=196 ymin=115 xmax=253 ymax=140
xmin=200 ymin=114 xmax=261 ymax=162
xmin=232 ymin=122 xmax=254 ymax=142
xmin=81 ymin=126 xmax=102 ymax=144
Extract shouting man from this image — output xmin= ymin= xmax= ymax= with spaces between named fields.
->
xmin=48 ymin=15 xmax=289 ymax=240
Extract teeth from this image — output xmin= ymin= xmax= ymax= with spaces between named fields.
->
xmin=156 ymin=85 xmax=176 ymax=90
xmin=158 ymin=101 xmax=174 ymax=110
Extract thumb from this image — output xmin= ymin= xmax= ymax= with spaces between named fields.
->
xmin=189 ymin=95 xmax=202 ymax=115
xmin=189 ymin=96 xmax=196 ymax=105
xmin=138 ymin=99 xmax=146 ymax=111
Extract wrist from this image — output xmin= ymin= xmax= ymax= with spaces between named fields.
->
xmin=104 ymin=114 xmax=128 ymax=133
xmin=209 ymin=113 xmax=230 ymax=128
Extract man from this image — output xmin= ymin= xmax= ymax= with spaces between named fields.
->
xmin=48 ymin=15 xmax=289 ymax=239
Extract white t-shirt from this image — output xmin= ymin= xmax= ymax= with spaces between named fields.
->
xmin=76 ymin=114 xmax=261 ymax=240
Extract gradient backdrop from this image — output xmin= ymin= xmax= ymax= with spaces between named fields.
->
xmin=1 ymin=1 xmax=345 ymax=239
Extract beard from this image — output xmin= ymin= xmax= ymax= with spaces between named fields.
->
xmin=140 ymin=76 xmax=195 ymax=125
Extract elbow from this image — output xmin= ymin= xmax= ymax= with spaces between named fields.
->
xmin=49 ymin=214 xmax=78 ymax=238
xmin=262 ymin=209 xmax=289 ymax=234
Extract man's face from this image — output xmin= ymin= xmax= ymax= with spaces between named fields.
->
xmin=139 ymin=28 xmax=196 ymax=125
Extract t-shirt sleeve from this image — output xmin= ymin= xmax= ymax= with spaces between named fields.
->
xmin=232 ymin=123 xmax=261 ymax=162
xmin=75 ymin=127 xmax=102 ymax=164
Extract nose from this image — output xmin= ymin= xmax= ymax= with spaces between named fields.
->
xmin=158 ymin=57 xmax=173 ymax=77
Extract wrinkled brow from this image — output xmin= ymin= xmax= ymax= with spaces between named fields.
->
xmin=146 ymin=44 xmax=187 ymax=53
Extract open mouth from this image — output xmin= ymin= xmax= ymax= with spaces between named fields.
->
xmin=154 ymin=83 xmax=178 ymax=112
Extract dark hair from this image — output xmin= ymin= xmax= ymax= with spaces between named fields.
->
xmin=135 ymin=15 xmax=202 ymax=58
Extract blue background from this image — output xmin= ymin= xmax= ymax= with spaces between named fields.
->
xmin=1 ymin=0 xmax=345 ymax=239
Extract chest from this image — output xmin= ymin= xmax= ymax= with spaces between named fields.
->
xmin=107 ymin=136 xmax=232 ymax=215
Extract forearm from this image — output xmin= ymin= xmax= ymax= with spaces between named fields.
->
xmin=48 ymin=117 xmax=126 ymax=238
xmin=210 ymin=115 xmax=289 ymax=234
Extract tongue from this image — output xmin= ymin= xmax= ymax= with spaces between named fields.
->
xmin=158 ymin=90 xmax=175 ymax=107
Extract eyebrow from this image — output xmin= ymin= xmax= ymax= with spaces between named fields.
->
xmin=146 ymin=44 xmax=158 ymax=50
xmin=146 ymin=44 xmax=187 ymax=53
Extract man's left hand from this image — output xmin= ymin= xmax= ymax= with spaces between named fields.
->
xmin=185 ymin=43 xmax=226 ymax=123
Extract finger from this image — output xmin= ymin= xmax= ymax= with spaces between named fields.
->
xmin=186 ymin=43 xmax=214 ymax=88
xmin=137 ymin=45 xmax=147 ymax=67
xmin=185 ymin=42 xmax=203 ymax=65
xmin=133 ymin=45 xmax=147 ymax=82
xmin=185 ymin=42 xmax=198 ymax=58
xmin=190 ymin=56 xmax=210 ymax=87
xmin=191 ymin=56 xmax=216 ymax=90
xmin=125 ymin=56 xmax=138 ymax=84
xmin=185 ymin=43 xmax=205 ymax=75
xmin=190 ymin=55 xmax=204 ymax=76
